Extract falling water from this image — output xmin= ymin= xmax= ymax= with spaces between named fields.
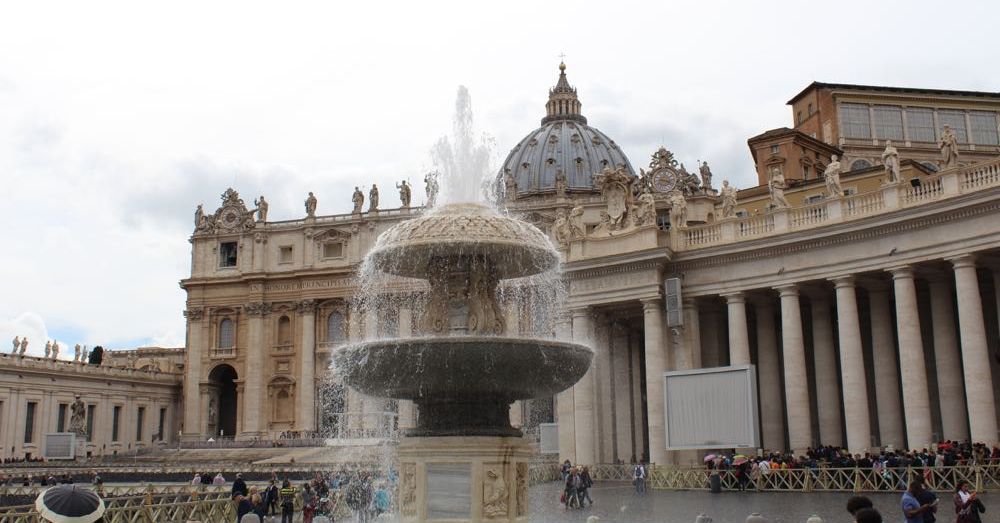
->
xmin=429 ymin=86 xmax=497 ymax=206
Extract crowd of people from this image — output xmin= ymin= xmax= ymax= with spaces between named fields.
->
xmin=225 ymin=469 xmax=394 ymax=523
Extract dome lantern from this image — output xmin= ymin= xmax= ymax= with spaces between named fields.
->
xmin=543 ymin=62 xmax=587 ymax=125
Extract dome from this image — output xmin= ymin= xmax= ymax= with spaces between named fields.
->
xmin=499 ymin=63 xmax=636 ymax=197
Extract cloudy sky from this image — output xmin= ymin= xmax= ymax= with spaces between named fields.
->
xmin=2 ymin=0 xmax=997 ymax=355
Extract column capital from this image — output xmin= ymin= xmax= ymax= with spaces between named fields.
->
xmin=721 ymin=291 xmax=746 ymax=303
xmin=773 ymin=283 xmax=799 ymax=297
xmin=830 ymin=275 xmax=856 ymax=289
xmin=640 ymin=297 xmax=663 ymax=311
xmin=183 ymin=308 xmax=205 ymax=322
xmin=886 ymin=265 xmax=915 ymax=280
xmin=295 ymin=299 xmax=317 ymax=315
xmin=244 ymin=301 xmax=271 ymax=317
xmin=569 ymin=305 xmax=592 ymax=318
xmin=946 ymin=253 xmax=977 ymax=270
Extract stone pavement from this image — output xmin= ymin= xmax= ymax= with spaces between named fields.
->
xmin=529 ymin=481 xmax=994 ymax=523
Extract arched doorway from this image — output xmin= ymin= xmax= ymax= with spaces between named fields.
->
xmin=208 ymin=364 xmax=238 ymax=438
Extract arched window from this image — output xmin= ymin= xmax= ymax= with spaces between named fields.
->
xmin=277 ymin=316 xmax=292 ymax=345
xmin=850 ymin=159 xmax=872 ymax=171
xmin=218 ymin=319 xmax=234 ymax=348
xmin=326 ymin=312 xmax=345 ymax=343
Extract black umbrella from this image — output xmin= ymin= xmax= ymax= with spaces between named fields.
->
xmin=35 ymin=484 xmax=106 ymax=523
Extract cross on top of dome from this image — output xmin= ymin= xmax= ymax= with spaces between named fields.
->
xmin=543 ymin=61 xmax=586 ymax=125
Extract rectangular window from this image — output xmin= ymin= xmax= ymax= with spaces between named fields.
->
xmin=136 ymin=407 xmax=145 ymax=441
xmin=839 ymin=103 xmax=871 ymax=139
xmin=872 ymin=105 xmax=904 ymax=140
xmin=278 ymin=245 xmax=293 ymax=264
xmin=219 ymin=241 xmax=238 ymax=268
xmin=906 ymin=108 xmax=936 ymax=142
xmin=323 ymin=242 xmax=344 ymax=259
xmin=24 ymin=402 xmax=37 ymax=443
xmin=938 ymin=110 xmax=968 ymax=143
xmin=112 ymin=406 xmax=121 ymax=441
xmin=158 ymin=408 xmax=167 ymax=441
xmin=808 ymin=103 xmax=814 ymax=116
xmin=969 ymin=111 xmax=999 ymax=145
xmin=86 ymin=405 xmax=96 ymax=438
xmin=769 ymin=145 xmax=779 ymax=154
xmin=797 ymin=111 xmax=803 ymax=125
xmin=57 ymin=404 xmax=68 ymax=432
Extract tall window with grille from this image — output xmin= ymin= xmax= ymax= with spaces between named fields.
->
xmin=86 ymin=405 xmax=95 ymax=438
xmin=158 ymin=408 xmax=167 ymax=441
xmin=969 ymin=111 xmax=999 ymax=145
xmin=839 ymin=103 xmax=871 ymax=139
xmin=136 ymin=407 xmax=145 ymax=441
xmin=57 ymin=403 xmax=68 ymax=432
xmin=24 ymin=401 xmax=37 ymax=443
xmin=873 ymin=106 xmax=904 ymax=140
xmin=938 ymin=110 xmax=968 ymax=142
xmin=112 ymin=406 xmax=121 ymax=441
xmin=906 ymin=107 xmax=935 ymax=142
xmin=218 ymin=318 xmax=235 ymax=349
xmin=326 ymin=312 xmax=345 ymax=344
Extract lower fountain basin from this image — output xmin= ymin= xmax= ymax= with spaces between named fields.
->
xmin=332 ymin=336 xmax=593 ymax=400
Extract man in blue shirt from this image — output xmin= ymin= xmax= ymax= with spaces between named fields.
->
xmin=901 ymin=481 xmax=935 ymax=523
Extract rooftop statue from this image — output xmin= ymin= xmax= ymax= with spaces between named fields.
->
xmin=768 ymin=167 xmax=790 ymax=209
xmin=253 ymin=196 xmax=269 ymax=222
xmin=352 ymin=187 xmax=364 ymax=214
xmin=424 ymin=171 xmax=440 ymax=208
xmin=19 ymin=338 xmax=27 ymax=355
xmin=552 ymin=208 xmax=572 ymax=249
xmin=369 ymin=184 xmax=380 ymax=212
xmin=592 ymin=211 xmax=612 ymax=237
xmin=74 ymin=343 xmax=81 ymax=362
xmin=397 ymin=180 xmax=412 ymax=208
xmin=668 ymin=190 xmax=687 ymax=229
xmin=633 ymin=190 xmax=657 ymax=227
xmin=824 ymin=155 xmax=843 ymax=198
xmin=720 ymin=180 xmax=737 ymax=218
xmin=882 ymin=140 xmax=901 ymax=184
xmin=45 ymin=340 xmax=51 ymax=358
xmin=568 ymin=206 xmax=586 ymax=239
xmin=699 ymin=161 xmax=714 ymax=190
xmin=940 ymin=125 xmax=960 ymax=169
xmin=194 ymin=204 xmax=204 ymax=229
xmin=503 ymin=169 xmax=517 ymax=202
xmin=11 ymin=336 xmax=18 ymax=354
xmin=305 ymin=191 xmax=318 ymax=217
xmin=51 ymin=340 xmax=59 ymax=359
xmin=69 ymin=395 xmax=87 ymax=438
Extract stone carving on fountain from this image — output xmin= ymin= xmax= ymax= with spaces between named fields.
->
xmin=482 ymin=467 xmax=508 ymax=518
xmin=194 ymin=188 xmax=257 ymax=235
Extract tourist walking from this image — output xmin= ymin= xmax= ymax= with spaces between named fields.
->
xmin=232 ymin=473 xmax=248 ymax=498
xmin=235 ymin=493 xmax=254 ymax=522
xmin=563 ymin=468 xmax=579 ymax=509
xmin=901 ymin=481 xmax=937 ymax=523
xmin=954 ymin=480 xmax=985 ymax=523
xmin=265 ymin=479 xmax=280 ymax=520
xmin=561 ymin=459 xmax=572 ymax=481
xmin=346 ymin=474 xmax=374 ymax=523
xmin=633 ymin=461 xmax=646 ymax=494
xmin=373 ymin=482 xmax=391 ymax=517
xmin=578 ymin=466 xmax=594 ymax=507
xmin=302 ymin=483 xmax=316 ymax=523
xmin=279 ymin=479 xmax=296 ymax=523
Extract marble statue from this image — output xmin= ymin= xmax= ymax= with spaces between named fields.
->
xmin=19 ymin=338 xmax=27 ymax=355
xmin=401 ymin=464 xmax=417 ymax=517
xmin=44 ymin=340 xmax=51 ymax=358
xmin=351 ymin=187 xmax=364 ymax=213
xmin=568 ymin=206 xmax=586 ymax=239
xmin=253 ymin=196 xmax=268 ymax=222
xmin=699 ymin=161 xmax=713 ymax=190
xmin=11 ymin=336 xmax=18 ymax=354
xmin=633 ymin=190 xmax=657 ymax=227
xmin=882 ymin=141 xmax=901 ymax=183
xmin=768 ymin=167 xmax=790 ymax=208
xmin=593 ymin=166 xmax=634 ymax=230
xmin=69 ymin=395 xmax=87 ymax=437
xmin=208 ymin=397 xmax=217 ymax=426
xmin=305 ymin=192 xmax=318 ymax=217
xmin=482 ymin=468 xmax=508 ymax=518
xmin=424 ymin=171 xmax=440 ymax=208
xmin=369 ymin=184 xmax=380 ymax=212
xmin=552 ymin=208 xmax=571 ymax=248
xmin=51 ymin=340 xmax=59 ymax=359
xmin=74 ymin=344 xmax=81 ymax=362
xmin=194 ymin=204 xmax=204 ymax=229
xmin=592 ymin=211 xmax=612 ymax=237
xmin=720 ymin=180 xmax=737 ymax=218
xmin=503 ymin=169 xmax=517 ymax=202
xmin=939 ymin=125 xmax=960 ymax=168
xmin=554 ymin=170 xmax=568 ymax=197
xmin=669 ymin=191 xmax=687 ymax=229
xmin=824 ymin=155 xmax=843 ymax=198
xmin=82 ymin=346 xmax=89 ymax=362
xmin=396 ymin=180 xmax=412 ymax=208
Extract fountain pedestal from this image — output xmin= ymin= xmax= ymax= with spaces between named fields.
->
xmin=398 ymin=436 xmax=532 ymax=523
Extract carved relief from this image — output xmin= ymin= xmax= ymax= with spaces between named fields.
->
xmin=482 ymin=466 xmax=508 ymax=518
xmin=244 ymin=301 xmax=272 ymax=317
xmin=295 ymin=299 xmax=317 ymax=315
xmin=184 ymin=308 xmax=205 ymax=322
xmin=196 ymin=188 xmax=256 ymax=235
xmin=516 ymin=462 xmax=528 ymax=517
xmin=401 ymin=463 xmax=417 ymax=517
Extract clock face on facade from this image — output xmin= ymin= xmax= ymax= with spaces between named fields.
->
xmin=652 ymin=169 xmax=678 ymax=193
xmin=219 ymin=206 xmax=243 ymax=230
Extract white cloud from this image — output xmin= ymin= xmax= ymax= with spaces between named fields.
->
xmin=2 ymin=0 xmax=998 ymax=348
xmin=0 ymin=312 xmax=50 ymax=358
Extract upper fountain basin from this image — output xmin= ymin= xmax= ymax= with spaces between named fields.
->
xmin=367 ymin=203 xmax=560 ymax=279
xmin=332 ymin=336 xmax=594 ymax=401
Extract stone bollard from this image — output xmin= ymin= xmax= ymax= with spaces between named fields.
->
xmin=746 ymin=513 xmax=769 ymax=523
xmin=695 ymin=514 xmax=713 ymax=523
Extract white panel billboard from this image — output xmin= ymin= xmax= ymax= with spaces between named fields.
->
xmin=663 ymin=365 xmax=759 ymax=450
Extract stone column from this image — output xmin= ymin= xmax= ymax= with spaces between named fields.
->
xmin=700 ymin=306 xmax=722 ymax=367
xmin=182 ymin=308 xmax=204 ymax=439
xmin=950 ymin=255 xmax=999 ymax=444
xmin=928 ymin=275 xmax=969 ymax=441
xmin=297 ymin=300 xmax=317 ymax=433
xmin=724 ymin=292 xmax=751 ymax=366
xmin=809 ymin=291 xmax=843 ymax=447
xmin=629 ymin=330 xmax=646 ymax=460
xmin=776 ymin=284 xmax=813 ymax=452
xmin=242 ymin=302 xmax=269 ymax=436
xmin=554 ymin=313 xmax=576 ymax=462
xmin=641 ymin=298 xmax=668 ymax=465
xmin=889 ymin=266 xmax=933 ymax=449
xmin=867 ymin=282 xmax=905 ymax=448
xmin=612 ymin=322 xmax=633 ymax=463
xmin=678 ymin=298 xmax=701 ymax=371
xmin=831 ymin=276 xmax=871 ymax=454
xmin=572 ymin=307 xmax=596 ymax=465
xmin=594 ymin=314 xmax=615 ymax=463
xmin=754 ymin=297 xmax=785 ymax=451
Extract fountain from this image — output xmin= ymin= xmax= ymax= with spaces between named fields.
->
xmin=333 ymin=88 xmax=593 ymax=523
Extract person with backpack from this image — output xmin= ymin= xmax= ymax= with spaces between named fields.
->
xmin=279 ymin=479 xmax=296 ymax=523
xmin=633 ymin=461 xmax=647 ymax=494
xmin=578 ymin=466 xmax=594 ymax=507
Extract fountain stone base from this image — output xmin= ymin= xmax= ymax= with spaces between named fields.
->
xmin=397 ymin=436 xmax=531 ymax=523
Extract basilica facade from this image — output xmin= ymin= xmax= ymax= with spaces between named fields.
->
xmin=5 ymin=65 xmax=999 ymax=466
